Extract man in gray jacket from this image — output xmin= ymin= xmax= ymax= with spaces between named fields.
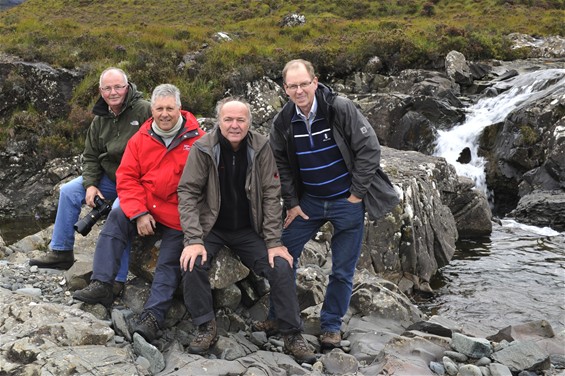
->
xmin=268 ymin=59 xmax=399 ymax=349
xmin=177 ymin=97 xmax=316 ymax=364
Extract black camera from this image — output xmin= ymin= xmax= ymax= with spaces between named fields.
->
xmin=74 ymin=195 xmax=112 ymax=236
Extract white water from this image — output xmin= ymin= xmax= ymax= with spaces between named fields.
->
xmin=434 ymin=69 xmax=565 ymax=196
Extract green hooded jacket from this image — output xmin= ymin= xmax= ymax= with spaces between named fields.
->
xmin=81 ymin=82 xmax=152 ymax=189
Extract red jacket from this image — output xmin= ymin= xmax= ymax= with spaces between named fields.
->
xmin=117 ymin=110 xmax=204 ymax=230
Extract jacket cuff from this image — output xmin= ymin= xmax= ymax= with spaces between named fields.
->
xmin=185 ymin=238 xmax=204 ymax=246
xmin=130 ymin=212 xmax=150 ymax=222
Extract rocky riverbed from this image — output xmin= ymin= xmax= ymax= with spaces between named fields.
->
xmin=1 ymin=224 xmax=564 ymax=376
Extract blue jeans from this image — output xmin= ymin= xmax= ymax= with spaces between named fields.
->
xmin=49 ymin=175 xmax=130 ymax=282
xmin=281 ymin=194 xmax=365 ymax=333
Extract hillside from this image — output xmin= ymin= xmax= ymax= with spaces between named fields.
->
xmin=0 ymin=0 xmax=563 ymax=157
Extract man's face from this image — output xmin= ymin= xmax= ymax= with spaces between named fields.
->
xmin=151 ymin=96 xmax=181 ymax=131
xmin=284 ymin=64 xmax=318 ymax=114
xmin=218 ymin=101 xmax=250 ymax=150
xmin=99 ymin=71 xmax=128 ymax=110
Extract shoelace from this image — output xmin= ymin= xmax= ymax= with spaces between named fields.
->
xmin=193 ymin=322 xmax=214 ymax=344
xmin=85 ymin=280 xmax=105 ymax=292
xmin=286 ymin=334 xmax=309 ymax=352
xmin=139 ymin=313 xmax=158 ymax=329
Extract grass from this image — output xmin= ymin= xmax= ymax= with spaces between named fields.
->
xmin=0 ymin=0 xmax=563 ymax=159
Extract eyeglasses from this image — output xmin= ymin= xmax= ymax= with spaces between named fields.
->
xmin=100 ymin=84 xmax=128 ymax=93
xmin=285 ymin=81 xmax=313 ymax=92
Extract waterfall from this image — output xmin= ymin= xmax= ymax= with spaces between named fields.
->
xmin=433 ymin=69 xmax=565 ymax=196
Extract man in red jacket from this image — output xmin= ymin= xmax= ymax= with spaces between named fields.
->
xmin=73 ymin=84 xmax=204 ymax=342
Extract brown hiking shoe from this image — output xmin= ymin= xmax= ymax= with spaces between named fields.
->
xmin=72 ymin=280 xmax=113 ymax=306
xmin=29 ymin=250 xmax=74 ymax=270
xmin=251 ymin=319 xmax=279 ymax=336
xmin=320 ymin=331 xmax=342 ymax=349
xmin=188 ymin=319 xmax=218 ymax=354
xmin=283 ymin=333 xmax=317 ymax=364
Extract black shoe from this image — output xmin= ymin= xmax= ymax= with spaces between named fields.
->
xmin=130 ymin=312 xmax=160 ymax=342
xmin=73 ymin=280 xmax=113 ymax=306
xmin=29 ymin=250 xmax=74 ymax=270
xmin=112 ymin=281 xmax=125 ymax=297
xmin=188 ymin=319 xmax=218 ymax=354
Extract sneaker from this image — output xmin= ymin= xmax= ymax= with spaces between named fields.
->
xmin=112 ymin=281 xmax=125 ymax=297
xmin=251 ymin=319 xmax=279 ymax=336
xmin=29 ymin=250 xmax=74 ymax=270
xmin=283 ymin=333 xmax=317 ymax=364
xmin=72 ymin=280 xmax=113 ymax=306
xmin=188 ymin=319 xmax=218 ymax=354
xmin=320 ymin=331 xmax=342 ymax=349
xmin=130 ymin=312 xmax=160 ymax=342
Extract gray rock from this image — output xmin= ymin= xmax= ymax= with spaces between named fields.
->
xmin=492 ymin=341 xmax=551 ymax=372
xmin=488 ymin=362 xmax=513 ymax=376
xmin=320 ymin=349 xmax=359 ymax=374
xmin=458 ymin=364 xmax=482 ymax=376
xmin=451 ymin=332 xmax=493 ymax=358
xmin=132 ymin=332 xmax=165 ymax=375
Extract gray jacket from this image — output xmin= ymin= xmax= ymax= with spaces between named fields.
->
xmin=270 ymin=83 xmax=399 ymax=220
xmin=177 ymin=128 xmax=284 ymax=248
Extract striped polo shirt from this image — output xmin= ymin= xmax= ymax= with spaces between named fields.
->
xmin=292 ymin=100 xmax=351 ymax=199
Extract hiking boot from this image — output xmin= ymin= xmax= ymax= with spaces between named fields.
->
xmin=283 ymin=333 xmax=317 ymax=364
xmin=29 ymin=250 xmax=74 ymax=270
xmin=320 ymin=331 xmax=342 ymax=349
xmin=112 ymin=281 xmax=125 ymax=297
xmin=188 ymin=319 xmax=218 ymax=354
xmin=73 ymin=280 xmax=113 ymax=306
xmin=251 ymin=319 xmax=279 ymax=336
xmin=130 ymin=312 xmax=160 ymax=342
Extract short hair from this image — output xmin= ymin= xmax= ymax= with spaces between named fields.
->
xmin=215 ymin=96 xmax=253 ymax=125
xmin=282 ymin=59 xmax=316 ymax=83
xmin=151 ymin=84 xmax=182 ymax=108
xmin=99 ymin=67 xmax=128 ymax=87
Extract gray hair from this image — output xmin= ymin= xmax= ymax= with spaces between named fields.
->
xmin=151 ymin=84 xmax=182 ymax=108
xmin=282 ymin=59 xmax=316 ymax=83
xmin=215 ymin=96 xmax=252 ymax=125
xmin=99 ymin=67 xmax=128 ymax=87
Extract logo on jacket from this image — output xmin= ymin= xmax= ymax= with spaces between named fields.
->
xmin=183 ymin=145 xmax=191 ymax=151
xmin=131 ymin=121 xmax=140 ymax=126
xmin=323 ymin=132 xmax=331 ymax=142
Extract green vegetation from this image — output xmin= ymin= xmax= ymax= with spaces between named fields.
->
xmin=519 ymin=124 xmax=539 ymax=146
xmin=0 ymin=0 xmax=563 ymax=159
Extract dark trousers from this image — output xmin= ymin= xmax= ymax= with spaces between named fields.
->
xmin=92 ymin=207 xmax=183 ymax=326
xmin=182 ymin=227 xmax=303 ymax=334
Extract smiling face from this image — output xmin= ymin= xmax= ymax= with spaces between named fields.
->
xmin=99 ymin=70 xmax=129 ymax=114
xmin=151 ymin=96 xmax=181 ymax=131
xmin=218 ymin=100 xmax=250 ymax=150
xmin=284 ymin=62 xmax=318 ymax=115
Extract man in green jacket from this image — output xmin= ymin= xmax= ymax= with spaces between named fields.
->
xmin=30 ymin=67 xmax=152 ymax=294
xmin=177 ymin=97 xmax=316 ymax=364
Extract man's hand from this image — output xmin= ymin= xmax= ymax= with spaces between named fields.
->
xmin=347 ymin=193 xmax=362 ymax=204
xmin=267 ymin=245 xmax=293 ymax=268
xmin=85 ymin=186 xmax=103 ymax=207
xmin=283 ymin=205 xmax=309 ymax=229
xmin=136 ymin=214 xmax=156 ymax=237
xmin=180 ymin=244 xmax=207 ymax=272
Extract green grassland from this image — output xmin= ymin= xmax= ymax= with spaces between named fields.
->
xmin=0 ymin=0 xmax=563 ymax=159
